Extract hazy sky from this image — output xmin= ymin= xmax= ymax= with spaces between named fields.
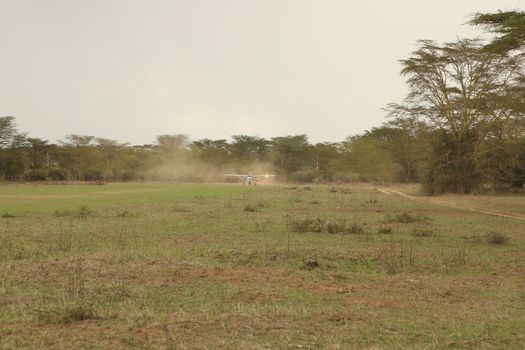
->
xmin=1 ymin=0 xmax=522 ymax=145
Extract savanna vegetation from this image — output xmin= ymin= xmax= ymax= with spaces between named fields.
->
xmin=0 ymin=11 xmax=524 ymax=349
xmin=1 ymin=11 xmax=524 ymax=194
xmin=0 ymin=183 xmax=524 ymax=349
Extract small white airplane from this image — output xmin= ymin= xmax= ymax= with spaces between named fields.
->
xmin=224 ymin=172 xmax=275 ymax=185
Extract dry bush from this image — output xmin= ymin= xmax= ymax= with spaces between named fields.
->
xmin=384 ymin=211 xmax=428 ymax=223
xmin=289 ymin=217 xmax=365 ymax=234
xmin=411 ymin=228 xmax=437 ymax=238
xmin=485 ymin=231 xmax=510 ymax=245
xmin=54 ymin=206 xmax=94 ymax=218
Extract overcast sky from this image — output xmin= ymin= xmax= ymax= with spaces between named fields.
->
xmin=0 ymin=0 xmax=522 ymax=145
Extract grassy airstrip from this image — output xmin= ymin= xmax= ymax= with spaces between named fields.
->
xmin=0 ymin=182 xmax=524 ymax=349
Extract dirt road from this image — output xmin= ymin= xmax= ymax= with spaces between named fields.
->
xmin=376 ymin=187 xmax=525 ymax=221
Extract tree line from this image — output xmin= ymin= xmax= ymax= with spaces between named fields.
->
xmin=1 ymin=11 xmax=523 ymax=193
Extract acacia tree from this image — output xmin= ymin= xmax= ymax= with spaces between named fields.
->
xmin=469 ymin=11 xmax=525 ymax=54
xmin=389 ymin=38 xmax=524 ymax=193
xmin=191 ymin=138 xmax=230 ymax=166
xmin=0 ymin=116 xmax=28 ymax=180
xmin=228 ymin=135 xmax=270 ymax=163
xmin=270 ymin=135 xmax=314 ymax=180
xmin=469 ymin=11 xmax=525 ymax=188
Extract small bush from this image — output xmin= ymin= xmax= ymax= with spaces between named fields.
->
xmin=325 ymin=220 xmax=348 ymax=234
xmin=54 ymin=209 xmax=74 ymax=217
xmin=244 ymin=204 xmax=260 ymax=212
xmin=305 ymin=258 xmax=319 ymax=269
xmin=411 ymin=228 xmax=436 ymax=238
xmin=289 ymin=217 xmax=365 ymax=235
xmin=384 ymin=211 xmax=426 ymax=223
xmin=485 ymin=231 xmax=510 ymax=245
xmin=329 ymin=187 xmax=353 ymax=194
xmin=36 ymin=301 xmax=97 ymax=324
xmin=68 ymin=304 xmax=96 ymax=321
xmin=76 ymin=206 xmax=93 ymax=218
xmin=362 ymin=199 xmax=382 ymax=207
xmin=1 ymin=213 xmax=17 ymax=218
xmin=290 ymin=218 xmax=326 ymax=233
xmin=54 ymin=206 xmax=94 ymax=218
xmin=347 ymin=222 xmax=365 ymax=234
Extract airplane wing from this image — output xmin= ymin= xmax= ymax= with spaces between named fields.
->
xmin=224 ymin=174 xmax=248 ymax=177
xmin=251 ymin=174 xmax=276 ymax=179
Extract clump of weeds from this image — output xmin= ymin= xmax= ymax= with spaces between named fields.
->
xmin=1 ymin=213 xmax=17 ymax=218
xmin=411 ymin=228 xmax=437 ymax=238
xmin=362 ymin=199 xmax=382 ymax=207
xmin=289 ymin=217 xmax=326 ymax=233
xmin=35 ymin=300 xmax=98 ymax=324
xmin=288 ymin=217 xmax=366 ymax=235
xmin=329 ymin=187 xmax=352 ymax=194
xmin=54 ymin=205 xmax=94 ymax=218
xmin=116 ymin=209 xmax=132 ymax=217
xmin=76 ymin=205 xmax=93 ymax=218
xmin=485 ymin=231 xmax=510 ymax=245
xmin=244 ymin=204 xmax=259 ymax=212
xmin=244 ymin=202 xmax=266 ymax=212
xmin=384 ymin=211 xmax=428 ymax=223
xmin=304 ymin=258 xmax=319 ymax=269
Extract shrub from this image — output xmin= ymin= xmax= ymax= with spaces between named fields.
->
xmin=289 ymin=217 xmax=365 ymax=235
xmin=244 ymin=204 xmax=260 ymax=212
xmin=384 ymin=211 xmax=425 ymax=223
xmin=411 ymin=228 xmax=436 ymax=238
xmin=76 ymin=206 xmax=93 ymax=218
xmin=289 ymin=218 xmax=326 ymax=233
xmin=485 ymin=231 xmax=510 ymax=245
xmin=54 ymin=206 xmax=94 ymax=218
xmin=36 ymin=301 xmax=97 ymax=324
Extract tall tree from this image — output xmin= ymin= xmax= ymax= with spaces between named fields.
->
xmin=389 ymin=39 xmax=524 ymax=193
xmin=228 ymin=135 xmax=270 ymax=163
xmin=270 ymin=135 xmax=313 ymax=178
xmin=469 ymin=11 xmax=525 ymax=54
xmin=0 ymin=117 xmax=28 ymax=180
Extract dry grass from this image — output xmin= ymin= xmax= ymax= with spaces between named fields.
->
xmin=0 ymin=183 xmax=524 ymax=349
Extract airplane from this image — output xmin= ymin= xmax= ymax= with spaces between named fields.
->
xmin=224 ymin=172 xmax=275 ymax=185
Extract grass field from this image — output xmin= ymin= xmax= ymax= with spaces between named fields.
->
xmin=0 ymin=182 xmax=524 ymax=349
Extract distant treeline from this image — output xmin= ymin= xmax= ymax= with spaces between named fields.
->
xmin=0 ymin=120 xmax=423 ymax=184
xmin=1 ymin=11 xmax=524 ymax=194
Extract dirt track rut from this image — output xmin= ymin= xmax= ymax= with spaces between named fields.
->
xmin=376 ymin=188 xmax=525 ymax=221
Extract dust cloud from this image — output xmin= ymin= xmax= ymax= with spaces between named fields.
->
xmin=146 ymin=151 xmax=275 ymax=183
